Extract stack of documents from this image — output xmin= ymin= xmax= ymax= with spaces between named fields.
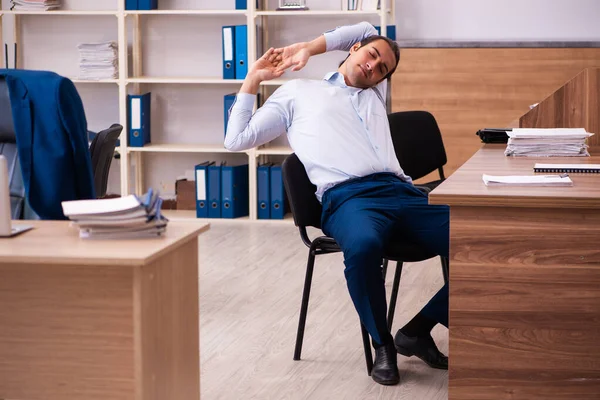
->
xmin=505 ymin=128 xmax=594 ymax=157
xmin=77 ymin=41 xmax=119 ymax=80
xmin=61 ymin=190 xmax=168 ymax=239
xmin=10 ymin=0 xmax=60 ymax=10
xmin=483 ymin=174 xmax=573 ymax=187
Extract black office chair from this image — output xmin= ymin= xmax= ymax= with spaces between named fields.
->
xmin=282 ymin=154 xmax=449 ymax=375
xmin=388 ymin=111 xmax=447 ymax=193
xmin=383 ymin=110 xmax=449 ymax=293
xmin=89 ymin=123 xmax=122 ymax=198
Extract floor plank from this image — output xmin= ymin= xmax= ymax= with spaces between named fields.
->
xmin=199 ymin=223 xmax=448 ymax=400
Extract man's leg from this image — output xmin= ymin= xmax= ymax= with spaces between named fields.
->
xmin=322 ymin=196 xmax=394 ymax=347
xmin=322 ymin=180 xmax=401 ymax=385
xmin=387 ymin=187 xmax=450 ymax=368
xmin=393 ymin=200 xmax=449 ymax=327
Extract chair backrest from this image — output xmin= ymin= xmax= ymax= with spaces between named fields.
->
xmin=388 ymin=111 xmax=447 ymax=181
xmin=0 ymin=76 xmax=26 ymax=219
xmin=282 ymin=153 xmax=323 ymax=229
xmin=89 ymin=123 xmax=122 ymax=198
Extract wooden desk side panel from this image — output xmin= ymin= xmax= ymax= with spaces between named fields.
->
xmin=0 ymin=264 xmax=135 ymax=400
xmin=449 ymin=206 xmax=600 ymax=400
xmin=520 ymin=67 xmax=600 ymax=148
xmin=587 ymin=68 xmax=600 ymax=147
xmin=136 ymin=237 xmax=200 ymax=400
xmin=392 ymin=48 xmax=600 ymax=181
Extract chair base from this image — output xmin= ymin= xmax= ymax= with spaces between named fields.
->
xmin=293 ymin=233 xmax=450 ymax=377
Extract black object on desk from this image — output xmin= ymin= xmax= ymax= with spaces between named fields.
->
xmin=476 ymin=128 xmax=511 ymax=143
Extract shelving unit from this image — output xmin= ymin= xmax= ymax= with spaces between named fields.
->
xmin=127 ymin=143 xmax=246 ymax=154
xmin=1 ymin=0 xmax=392 ymax=222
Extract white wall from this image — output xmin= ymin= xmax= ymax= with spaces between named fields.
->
xmin=2 ymin=0 xmax=599 ymax=196
xmin=395 ymin=0 xmax=600 ymax=40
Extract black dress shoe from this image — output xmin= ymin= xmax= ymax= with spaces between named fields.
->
xmin=371 ymin=343 xmax=400 ymax=385
xmin=394 ymin=330 xmax=448 ymax=370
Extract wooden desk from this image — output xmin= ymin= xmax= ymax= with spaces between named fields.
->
xmin=0 ymin=221 xmax=209 ymax=400
xmin=430 ymin=145 xmax=600 ymax=399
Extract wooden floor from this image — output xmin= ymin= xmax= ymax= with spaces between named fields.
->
xmin=199 ymin=223 xmax=448 ymax=400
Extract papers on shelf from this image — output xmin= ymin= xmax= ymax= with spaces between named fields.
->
xmin=61 ymin=189 xmax=168 ymax=239
xmin=77 ymin=41 xmax=119 ymax=80
xmin=505 ymin=128 xmax=594 ymax=157
xmin=482 ymin=174 xmax=573 ymax=187
xmin=10 ymin=0 xmax=60 ymax=11
xmin=342 ymin=0 xmax=379 ymax=11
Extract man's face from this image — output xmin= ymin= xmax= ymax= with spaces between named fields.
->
xmin=343 ymin=39 xmax=396 ymax=89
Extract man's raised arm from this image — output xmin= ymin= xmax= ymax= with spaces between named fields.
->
xmin=224 ymin=48 xmax=294 ymax=152
xmin=276 ymin=21 xmax=378 ymax=73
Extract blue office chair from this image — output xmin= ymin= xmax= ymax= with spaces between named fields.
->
xmin=0 ymin=76 xmax=37 ymax=219
xmin=0 ymin=71 xmax=117 ymax=217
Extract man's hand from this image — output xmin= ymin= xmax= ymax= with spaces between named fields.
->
xmin=275 ymin=42 xmax=311 ymax=73
xmin=248 ymin=47 xmax=284 ymax=82
xmin=241 ymin=48 xmax=284 ymax=95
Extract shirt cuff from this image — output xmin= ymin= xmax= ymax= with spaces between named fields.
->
xmin=233 ymin=93 xmax=256 ymax=111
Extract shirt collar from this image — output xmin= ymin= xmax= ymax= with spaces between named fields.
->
xmin=323 ymin=71 xmax=347 ymax=87
xmin=324 ymin=71 xmax=367 ymax=94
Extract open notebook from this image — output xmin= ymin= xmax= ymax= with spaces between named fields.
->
xmin=482 ymin=174 xmax=573 ymax=187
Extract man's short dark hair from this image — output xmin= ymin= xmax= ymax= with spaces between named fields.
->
xmin=339 ymin=35 xmax=400 ymax=82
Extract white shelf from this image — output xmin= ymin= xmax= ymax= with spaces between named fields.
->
xmin=2 ymin=10 xmax=118 ymax=15
xmin=255 ymin=214 xmax=294 ymax=224
xmin=127 ymin=77 xmax=244 ymax=84
xmin=163 ymin=210 xmax=250 ymax=222
xmin=128 ymin=77 xmax=288 ymax=86
xmin=127 ymin=143 xmax=246 ymax=154
xmin=71 ymin=78 xmax=119 ymax=84
xmin=125 ymin=10 xmax=246 ymax=16
xmin=256 ymin=146 xmax=293 ymax=156
xmin=5 ymin=3 xmax=392 ymax=221
xmin=163 ymin=209 xmax=293 ymax=224
xmin=255 ymin=10 xmax=382 ymax=16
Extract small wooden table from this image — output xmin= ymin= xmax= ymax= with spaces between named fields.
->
xmin=0 ymin=221 xmax=209 ymax=400
xmin=430 ymin=145 xmax=600 ymax=399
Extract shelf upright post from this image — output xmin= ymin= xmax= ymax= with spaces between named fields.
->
xmin=247 ymin=0 xmax=258 ymax=220
xmin=380 ymin=0 xmax=393 ymax=114
xmin=132 ymin=13 xmax=144 ymax=195
xmin=0 ymin=3 xmax=3 ymax=70
xmin=118 ymin=0 xmax=130 ymax=195
xmin=13 ymin=11 xmax=20 ymax=69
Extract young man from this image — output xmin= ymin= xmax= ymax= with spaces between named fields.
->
xmin=225 ymin=22 xmax=449 ymax=386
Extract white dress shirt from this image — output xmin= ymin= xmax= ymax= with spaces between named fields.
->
xmin=224 ymin=21 xmax=412 ymax=202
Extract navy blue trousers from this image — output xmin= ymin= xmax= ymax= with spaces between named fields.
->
xmin=321 ymin=173 xmax=449 ymax=345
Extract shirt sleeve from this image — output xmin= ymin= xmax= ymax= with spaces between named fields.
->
xmin=324 ymin=21 xmax=378 ymax=53
xmin=224 ymin=80 xmax=296 ymax=152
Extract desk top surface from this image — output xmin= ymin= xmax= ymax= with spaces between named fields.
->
xmin=429 ymin=144 xmax=600 ymax=208
xmin=0 ymin=221 xmax=210 ymax=266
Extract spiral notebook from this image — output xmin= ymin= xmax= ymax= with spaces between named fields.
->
xmin=534 ymin=163 xmax=600 ymax=173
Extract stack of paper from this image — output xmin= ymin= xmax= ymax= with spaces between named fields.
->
xmin=61 ymin=190 xmax=168 ymax=239
xmin=482 ymin=174 xmax=573 ymax=187
xmin=77 ymin=41 xmax=119 ymax=80
xmin=505 ymin=128 xmax=594 ymax=157
xmin=10 ymin=0 xmax=60 ymax=10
